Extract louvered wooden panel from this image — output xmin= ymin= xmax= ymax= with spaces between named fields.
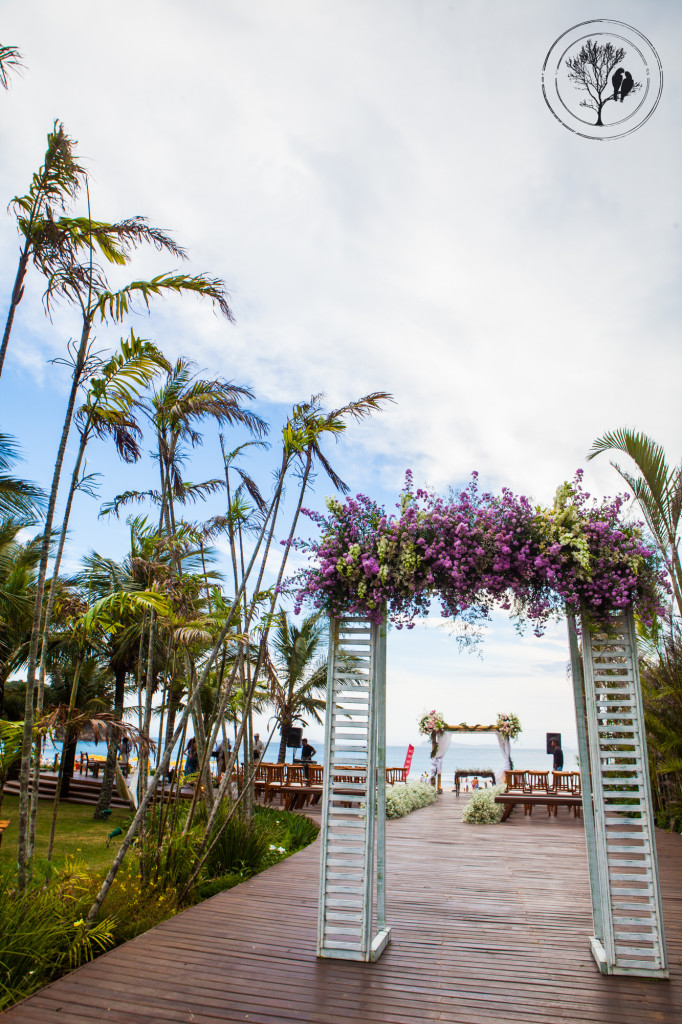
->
xmin=581 ymin=609 xmax=668 ymax=978
xmin=317 ymin=615 xmax=390 ymax=961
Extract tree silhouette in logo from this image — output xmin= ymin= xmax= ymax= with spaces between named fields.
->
xmin=565 ymin=39 xmax=641 ymax=126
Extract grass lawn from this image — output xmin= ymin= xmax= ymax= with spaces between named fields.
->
xmin=0 ymin=795 xmax=129 ymax=873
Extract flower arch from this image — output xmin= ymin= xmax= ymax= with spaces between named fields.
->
xmin=297 ymin=472 xmax=669 ymax=978
xmin=292 ymin=471 xmax=666 ymax=631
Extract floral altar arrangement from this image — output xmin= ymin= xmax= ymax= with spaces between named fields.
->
xmin=495 ymin=713 xmax=522 ymax=740
xmin=418 ymin=710 xmax=448 ymax=735
xmin=290 ymin=471 xmax=668 ymax=633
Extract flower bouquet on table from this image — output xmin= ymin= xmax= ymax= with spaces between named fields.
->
xmin=418 ymin=710 xmax=447 ymax=735
xmin=495 ymin=713 xmax=522 ymax=740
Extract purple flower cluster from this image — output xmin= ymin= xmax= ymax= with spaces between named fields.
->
xmin=289 ymin=471 xmax=668 ymax=633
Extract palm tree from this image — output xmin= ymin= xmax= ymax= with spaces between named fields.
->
xmin=145 ymin=358 xmax=267 ymax=539
xmin=586 ymin=429 xmax=682 ymax=617
xmin=267 ymin=611 xmax=327 ymax=763
xmin=85 ymin=393 xmax=392 ymax=921
xmin=0 ymin=115 xmax=186 ymax=380
xmin=42 ymin=588 xmax=169 ymax=859
xmin=74 ymin=524 xmax=169 ymax=819
xmin=0 ymin=122 xmax=84 ymax=378
xmin=0 ymin=44 xmax=23 ymax=90
xmin=32 ymin=331 xmax=167 ymax=769
xmin=17 ymin=221 xmax=234 ymax=887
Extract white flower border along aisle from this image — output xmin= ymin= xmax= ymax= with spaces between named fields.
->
xmin=385 ymin=781 xmax=438 ymax=819
xmin=461 ymin=785 xmax=506 ymax=824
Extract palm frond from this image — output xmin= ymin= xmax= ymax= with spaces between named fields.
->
xmin=94 ymin=272 xmax=234 ymax=323
xmin=99 ymin=489 xmax=163 ymax=518
xmin=587 ymin=428 xmax=677 ymax=524
xmin=0 ymin=44 xmax=24 ymax=89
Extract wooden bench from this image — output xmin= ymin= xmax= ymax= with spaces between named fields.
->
xmin=495 ymin=793 xmax=582 ymax=821
xmin=281 ymin=784 xmax=323 ymax=811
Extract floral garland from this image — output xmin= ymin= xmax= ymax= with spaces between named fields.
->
xmin=290 ymin=471 xmax=668 ymax=632
xmin=496 ymin=713 xmax=522 ymax=740
xmin=418 ymin=710 xmax=447 ymax=735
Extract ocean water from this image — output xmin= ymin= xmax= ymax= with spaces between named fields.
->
xmin=45 ymin=737 xmax=576 ymax=782
xmin=381 ymin=744 xmax=578 ymax=782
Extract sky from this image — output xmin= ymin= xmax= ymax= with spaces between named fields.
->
xmin=1 ymin=1 xmax=680 ymax=750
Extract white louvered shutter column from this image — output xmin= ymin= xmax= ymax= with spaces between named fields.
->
xmin=577 ymin=608 xmax=668 ymax=978
xmin=317 ymin=614 xmax=390 ymax=961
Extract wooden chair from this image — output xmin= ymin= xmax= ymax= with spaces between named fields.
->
xmin=524 ymin=771 xmax=550 ymax=793
xmin=285 ymin=764 xmax=306 ymax=786
xmin=524 ymin=770 xmax=551 ymax=816
xmin=555 ymin=771 xmax=582 ymax=815
xmin=504 ymin=770 xmax=527 ymax=793
xmin=308 ymin=765 xmax=324 ymax=785
xmin=0 ymin=819 xmax=10 ymax=849
xmin=386 ymin=767 xmax=404 ymax=784
xmin=264 ymin=764 xmax=285 ymax=804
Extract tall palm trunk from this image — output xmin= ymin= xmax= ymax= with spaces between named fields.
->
xmin=277 ymin=719 xmax=292 ymax=765
xmin=29 ymin=424 xmax=90 ymax=854
xmin=93 ymin=664 xmax=127 ymax=820
xmin=0 ymin=247 xmax=30 ymax=379
xmin=190 ymin=453 xmax=312 ymax=841
xmin=17 ymin=315 xmax=93 ymax=886
xmin=46 ymin=654 xmax=84 ymax=862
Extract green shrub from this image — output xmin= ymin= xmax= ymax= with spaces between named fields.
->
xmin=656 ymin=804 xmax=682 ymax=833
xmin=194 ymin=873 xmax=243 ymax=901
xmin=0 ymin=864 xmax=115 ymax=1011
xmin=385 ymin=781 xmax=438 ymax=819
xmin=255 ymin=805 xmax=319 ymax=851
xmin=0 ymin=802 xmax=321 ymax=1012
xmin=135 ymin=803 xmax=202 ymax=893
xmin=94 ymin=865 xmax=181 ymax=943
xmin=461 ymin=785 xmax=504 ymax=824
xmin=203 ymin=806 xmax=275 ymax=879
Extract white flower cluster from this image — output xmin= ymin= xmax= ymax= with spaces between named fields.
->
xmin=385 ymin=781 xmax=438 ymax=819
xmin=461 ymin=785 xmax=505 ymax=824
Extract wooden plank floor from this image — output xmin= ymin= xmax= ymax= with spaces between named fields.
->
xmin=6 ymin=794 xmax=681 ymax=1023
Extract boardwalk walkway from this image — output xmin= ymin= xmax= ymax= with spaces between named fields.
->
xmin=6 ymin=795 xmax=681 ymax=1023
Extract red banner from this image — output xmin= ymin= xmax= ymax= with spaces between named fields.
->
xmin=403 ymin=744 xmax=415 ymax=781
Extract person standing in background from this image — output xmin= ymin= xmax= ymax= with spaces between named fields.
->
xmin=300 ymin=737 xmax=316 ymax=780
xmin=551 ymin=737 xmax=564 ymax=771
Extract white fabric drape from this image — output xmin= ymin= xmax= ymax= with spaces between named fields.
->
xmin=430 ymin=730 xmax=451 ymax=778
xmin=436 ymin=731 xmax=451 ymax=758
xmin=495 ymin=731 xmax=511 ymax=783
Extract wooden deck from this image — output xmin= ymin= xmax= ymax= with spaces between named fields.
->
xmin=6 ymin=794 xmax=681 ymax=1023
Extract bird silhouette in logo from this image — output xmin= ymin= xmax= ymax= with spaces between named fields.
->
xmin=620 ymin=70 xmax=634 ymax=102
xmin=612 ymin=67 xmax=624 ymax=100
